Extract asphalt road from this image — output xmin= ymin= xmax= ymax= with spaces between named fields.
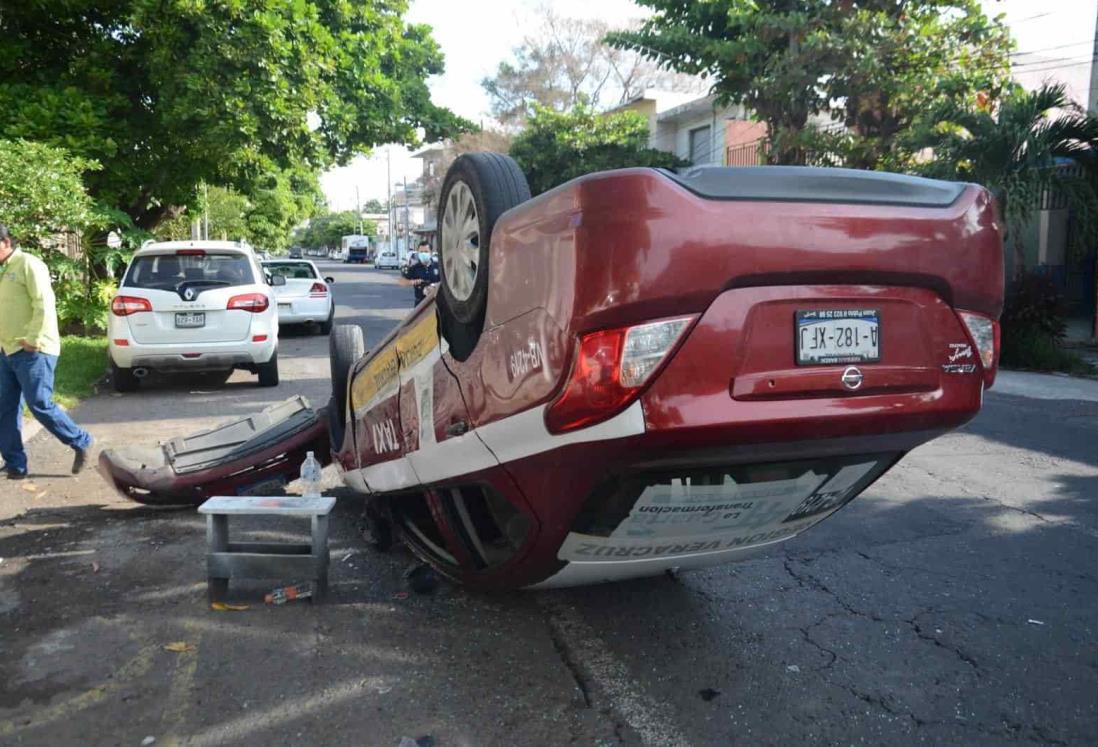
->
xmin=1 ymin=261 xmax=1096 ymax=745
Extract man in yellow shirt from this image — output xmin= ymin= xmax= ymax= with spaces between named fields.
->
xmin=0 ymin=223 xmax=93 ymax=479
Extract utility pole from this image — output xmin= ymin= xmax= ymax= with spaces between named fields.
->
xmin=403 ymin=174 xmax=410 ymax=255
xmin=203 ymin=182 xmax=209 ymax=240
xmin=355 ymin=185 xmax=362 ymax=235
xmin=386 ymin=147 xmax=394 ymax=257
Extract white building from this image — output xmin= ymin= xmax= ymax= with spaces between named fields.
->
xmin=608 ymin=90 xmax=749 ymax=166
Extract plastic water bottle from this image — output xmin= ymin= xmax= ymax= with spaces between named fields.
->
xmin=300 ymin=451 xmax=323 ymax=497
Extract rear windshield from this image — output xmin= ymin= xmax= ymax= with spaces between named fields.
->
xmin=264 ymin=262 xmax=318 ymax=280
xmin=124 ymin=253 xmax=255 ymax=290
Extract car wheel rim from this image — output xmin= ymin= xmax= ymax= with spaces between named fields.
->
xmin=441 ymin=181 xmax=479 ymax=302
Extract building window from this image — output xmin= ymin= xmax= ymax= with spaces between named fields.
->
xmin=689 ymin=125 xmax=712 ymax=165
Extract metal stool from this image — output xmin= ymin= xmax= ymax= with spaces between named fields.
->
xmin=198 ymin=495 xmax=336 ymax=602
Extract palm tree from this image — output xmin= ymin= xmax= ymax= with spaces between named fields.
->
xmin=918 ymin=83 xmax=1098 ymax=277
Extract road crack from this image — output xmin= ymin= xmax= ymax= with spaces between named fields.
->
xmin=546 ymin=613 xmax=593 ymax=708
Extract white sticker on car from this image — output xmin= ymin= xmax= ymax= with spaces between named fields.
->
xmin=557 ymin=460 xmax=884 ymax=563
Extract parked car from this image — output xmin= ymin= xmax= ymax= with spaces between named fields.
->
xmin=262 ymin=259 xmax=335 ymax=334
xmin=107 ymin=240 xmax=281 ymax=391
xmin=374 ymin=250 xmax=400 ymax=270
xmin=288 ymin=248 xmax=303 ymax=259
xmin=101 ymin=154 xmax=1003 ymax=592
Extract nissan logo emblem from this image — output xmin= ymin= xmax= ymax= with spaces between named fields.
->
xmin=841 ymin=366 xmax=864 ymax=391
xmin=183 ymin=287 xmax=196 ymax=301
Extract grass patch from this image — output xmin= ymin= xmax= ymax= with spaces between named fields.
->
xmin=53 ymin=336 xmax=108 ymax=410
xmin=1000 ymin=329 xmax=1098 ymax=377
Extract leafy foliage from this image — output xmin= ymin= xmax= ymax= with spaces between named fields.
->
xmin=0 ymin=0 xmax=470 ymax=229
xmin=917 ymin=83 xmax=1098 ymax=269
xmin=296 ymin=212 xmax=377 ymax=251
xmin=0 ymin=139 xmax=133 ymax=332
xmin=156 ymin=168 xmax=324 ymax=252
xmin=510 ymin=105 xmax=686 ymax=195
xmin=606 ymin=0 xmax=1012 ymax=167
xmin=1001 ymin=272 xmax=1069 ymax=342
xmin=999 ymin=328 xmax=1095 ymax=375
xmin=0 ymin=139 xmax=99 ymax=251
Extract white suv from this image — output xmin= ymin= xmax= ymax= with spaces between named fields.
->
xmin=108 ymin=241 xmax=281 ymax=392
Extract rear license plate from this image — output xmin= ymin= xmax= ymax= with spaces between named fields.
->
xmin=796 ymin=309 xmax=879 ymax=365
xmin=175 ymin=312 xmax=206 ymax=328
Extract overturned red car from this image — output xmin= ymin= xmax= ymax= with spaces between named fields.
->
xmin=102 ymin=153 xmax=1003 ymax=589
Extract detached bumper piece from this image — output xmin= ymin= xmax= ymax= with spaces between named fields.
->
xmin=97 ymin=396 xmax=330 ymax=506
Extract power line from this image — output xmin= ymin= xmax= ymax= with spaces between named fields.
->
xmin=1011 ymin=38 xmax=1098 ymax=59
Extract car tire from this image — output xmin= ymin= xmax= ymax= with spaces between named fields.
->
xmin=329 ymin=324 xmax=365 ymax=451
xmin=318 ymin=308 xmax=334 ymax=335
xmin=111 ymin=361 xmax=139 ymax=393
xmin=437 ymin=152 xmax=530 ymax=360
xmin=257 ymin=351 xmax=280 ymax=387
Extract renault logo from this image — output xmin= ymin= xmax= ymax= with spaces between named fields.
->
xmin=183 ymin=287 xmax=196 ymax=301
xmin=841 ymin=366 xmax=864 ymax=391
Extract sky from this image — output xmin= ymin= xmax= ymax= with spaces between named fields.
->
xmin=320 ymin=0 xmax=645 ymax=210
xmin=321 ymin=0 xmax=1098 ymax=210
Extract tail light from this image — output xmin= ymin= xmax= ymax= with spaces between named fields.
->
xmin=546 ymin=316 xmax=696 ymax=434
xmin=958 ymin=311 xmax=999 ymax=389
xmin=111 ymin=296 xmax=152 ymax=316
xmin=227 ymin=293 xmax=270 ymax=313
xmin=309 ymin=282 xmax=328 ymax=298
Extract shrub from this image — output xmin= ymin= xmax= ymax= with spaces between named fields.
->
xmin=998 ymin=272 xmax=1094 ymax=374
xmin=1000 ymin=328 xmax=1095 ymax=375
xmin=1000 ymin=271 xmax=1067 ymax=341
xmin=510 ymin=104 xmax=687 ymax=196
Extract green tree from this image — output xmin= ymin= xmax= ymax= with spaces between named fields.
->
xmin=0 ymin=0 xmax=470 ymax=230
xmin=297 ymin=212 xmax=376 ymax=251
xmin=917 ymin=83 xmax=1098 ymax=275
xmin=362 ymin=199 xmax=387 ymax=214
xmin=817 ymin=2 xmax=1013 ymax=170
xmin=509 ymin=105 xmax=685 ymax=195
xmin=157 ymin=168 xmax=324 ymax=252
xmin=607 ymin=1 xmax=1012 ymax=167
xmin=0 ymin=140 xmax=98 ymax=253
xmin=0 ymin=139 xmax=130 ymax=332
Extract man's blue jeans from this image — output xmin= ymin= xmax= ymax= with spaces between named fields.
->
xmin=0 ymin=350 xmax=92 ymax=473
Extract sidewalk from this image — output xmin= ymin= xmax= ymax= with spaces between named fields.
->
xmin=993 ymin=369 xmax=1098 ymax=403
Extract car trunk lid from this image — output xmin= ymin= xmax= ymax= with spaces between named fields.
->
xmin=124 ymin=286 xmax=255 ymax=344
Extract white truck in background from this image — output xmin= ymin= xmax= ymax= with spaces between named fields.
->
xmin=341 ymin=235 xmax=372 ymax=264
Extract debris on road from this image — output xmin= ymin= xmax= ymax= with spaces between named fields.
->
xmin=405 ymin=563 xmax=439 ymax=595
xmin=265 ymin=583 xmax=313 ymax=605
xmin=393 ymin=591 xmax=410 ymax=600
xmin=91 ymin=561 xmax=100 ymax=573
xmin=141 ymin=737 xmax=156 ymax=746
xmin=786 ymin=664 xmax=801 ymax=673
xmin=698 ymin=688 xmax=721 ymax=702
xmin=210 ymin=601 xmax=249 ymax=612
xmin=164 ymin=641 xmax=196 ymax=653
xmin=1028 ymin=619 xmax=1045 ymax=626
xmin=397 ymin=737 xmax=434 ymax=747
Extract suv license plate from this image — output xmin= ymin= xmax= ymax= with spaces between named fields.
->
xmin=796 ymin=309 xmax=879 ymax=365
xmin=175 ymin=312 xmax=206 ymax=328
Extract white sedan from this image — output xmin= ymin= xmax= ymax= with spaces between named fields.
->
xmin=262 ymin=259 xmax=335 ymax=334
